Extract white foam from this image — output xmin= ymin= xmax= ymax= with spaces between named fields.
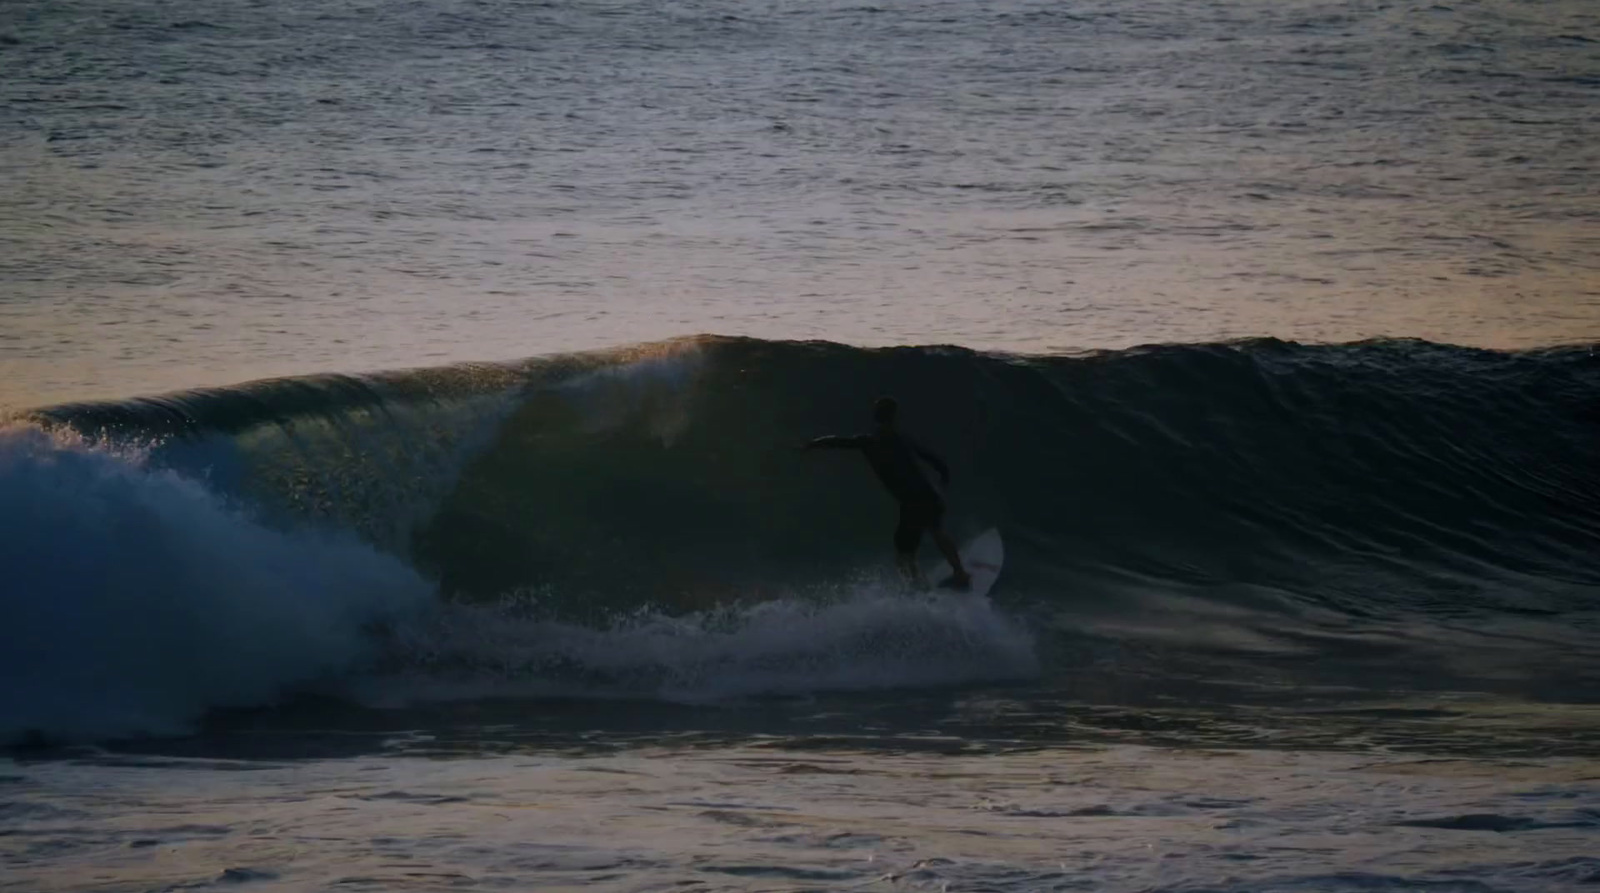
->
xmin=0 ymin=425 xmax=433 ymax=741
xmin=358 ymin=582 xmax=1040 ymax=706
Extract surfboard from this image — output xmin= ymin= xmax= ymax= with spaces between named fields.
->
xmin=930 ymin=528 xmax=1003 ymax=598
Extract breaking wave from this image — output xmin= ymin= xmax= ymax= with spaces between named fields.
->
xmin=7 ymin=334 xmax=1600 ymax=740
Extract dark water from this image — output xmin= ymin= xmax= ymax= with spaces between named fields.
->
xmin=7 ymin=335 xmax=1598 ymax=747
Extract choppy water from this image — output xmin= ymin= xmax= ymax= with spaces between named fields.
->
xmin=3 ymin=0 xmax=1598 ymax=408
xmin=4 ymin=0 xmax=1599 ymax=889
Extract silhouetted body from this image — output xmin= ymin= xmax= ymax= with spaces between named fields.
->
xmin=804 ymin=397 xmax=970 ymax=588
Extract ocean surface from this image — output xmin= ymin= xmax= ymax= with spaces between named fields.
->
xmin=4 ymin=0 xmax=1600 ymax=890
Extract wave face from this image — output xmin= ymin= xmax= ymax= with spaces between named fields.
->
xmin=11 ymin=336 xmax=1600 ymax=739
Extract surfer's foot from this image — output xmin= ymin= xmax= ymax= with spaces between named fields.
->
xmin=947 ymin=570 xmax=972 ymax=591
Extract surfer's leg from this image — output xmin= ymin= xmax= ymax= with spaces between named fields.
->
xmin=895 ymin=504 xmax=930 ymax=590
xmin=930 ymin=525 xmax=970 ymax=588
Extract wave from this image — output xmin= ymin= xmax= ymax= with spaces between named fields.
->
xmin=0 ymin=426 xmax=432 ymax=742
xmin=9 ymin=335 xmax=1600 ymax=739
xmin=39 ymin=334 xmax=1595 ymax=603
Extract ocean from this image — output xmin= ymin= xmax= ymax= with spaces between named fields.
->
xmin=3 ymin=0 xmax=1599 ymax=890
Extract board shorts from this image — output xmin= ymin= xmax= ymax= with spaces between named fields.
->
xmin=894 ymin=497 xmax=945 ymax=554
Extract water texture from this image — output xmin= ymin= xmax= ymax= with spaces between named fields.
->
xmin=4 ymin=0 xmax=1598 ymax=407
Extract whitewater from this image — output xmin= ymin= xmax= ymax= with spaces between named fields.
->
xmin=5 ymin=0 xmax=1600 ymax=889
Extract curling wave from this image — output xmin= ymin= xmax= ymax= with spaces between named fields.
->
xmin=8 ymin=334 xmax=1600 ymax=739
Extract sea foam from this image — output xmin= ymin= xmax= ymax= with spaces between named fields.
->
xmin=0 ymin=425 xmax=432 ymax=742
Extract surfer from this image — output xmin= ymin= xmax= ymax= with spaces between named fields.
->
xmin=803 ymin=396 xmax=972 ymax=590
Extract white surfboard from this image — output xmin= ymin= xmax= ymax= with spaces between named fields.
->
xmin=929 ymin=528 xmax=1003 ymax=598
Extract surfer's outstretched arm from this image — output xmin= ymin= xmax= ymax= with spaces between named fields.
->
xmin=803 ymin=435 xmax=869 ymax=450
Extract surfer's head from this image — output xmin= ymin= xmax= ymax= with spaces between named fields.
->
xmin=872 ymin=396 xmax=898 ymax=427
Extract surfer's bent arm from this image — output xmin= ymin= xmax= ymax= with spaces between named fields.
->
xmin=804 ymin=435 xmax=869 ymax=450
xmin=911 ymin=441 xmax=951 ymax=486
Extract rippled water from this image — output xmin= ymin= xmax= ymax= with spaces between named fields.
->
xmin=3 ymin=0 xmax=1598 ymax=408
xmin=7 ymin=740 xmax=1600 ymax=892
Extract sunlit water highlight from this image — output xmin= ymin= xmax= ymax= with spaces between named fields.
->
xmin=3 ymin=0 xmax=1599 ymax=408
xmin=6 ymin=745 xmax=1600 ymax=892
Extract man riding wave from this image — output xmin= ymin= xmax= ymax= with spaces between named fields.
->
xmin=804 ymin=396 xmax=971 ymax=590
